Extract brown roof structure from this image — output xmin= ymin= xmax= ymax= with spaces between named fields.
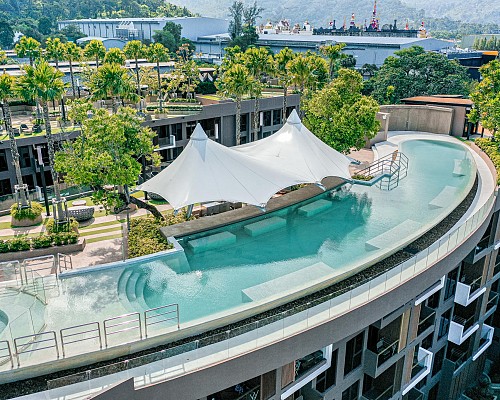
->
xmin=402 ymin=96 xmax=473 ymax=107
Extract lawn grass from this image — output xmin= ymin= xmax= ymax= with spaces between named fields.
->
xmin=86 ymin=233 xmax=123 ymax=244
xmin=80 ymin=219 xmax=123 ymax=230
xmin=80 ymin=226 xmax=122 ymax=237
xmin=68 ymin=196 xmax=96 ymax=207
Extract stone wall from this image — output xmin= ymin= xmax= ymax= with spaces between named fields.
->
xmin=380 ymin=105 xmax=454 ymax=135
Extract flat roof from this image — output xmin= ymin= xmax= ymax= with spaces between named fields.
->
xmin=59 ymin=16 xmax=227 ymax=23
xmin=402 ymin=96 xmax=473 ymax=106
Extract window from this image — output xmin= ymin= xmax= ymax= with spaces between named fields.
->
xmin=316 ymin=349 xmax=338 ymax=392
xmin=428 ymin=382 xmax=440 ymax=400
xmin=432 ymin=347 xmax=445 ymax=377
xmin=272 ymin=109 xmax=282 ymax=126
xmin=341 ymin=380 xmax=359 ymax=400
xmin=170 ymin=123 xmax=182 ymax=141
xmin=186 ymin=122 xmax=196 ymax=139
xmin=241 ymin=114 xmax=248 ymax=132
xmin=426 ymin=291 xmax=441 ymax=309
xmin=445 ymin=267 xmax=459 ymax=300
xmin=0 ymin=178 xmax=11 ymax=196
xmin=263 ymin=111 xmax=271 ymax=127
xmin=0 ymin=149 xmax=7 ymax=172
xmin=422 ymin=332 xmax=433 ymax=350
xmin=344 ymin=332 xmax=364 ymax=376
xmin=438 ymin=309 xmax=451 ymax=339
xmin=18 ymin=146 xmax=31 ymax=168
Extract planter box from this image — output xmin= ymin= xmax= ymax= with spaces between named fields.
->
xmin=0 ymin=238 xmax=86 ymax=262
xmin=11 ymin=215 xmax=42 ymax=227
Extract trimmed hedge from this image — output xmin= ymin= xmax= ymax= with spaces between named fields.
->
xmin=475 ymin=138 xmax=500 ymax=184
xmin=128 ymin=213 xmax=194 ymax=258
xmin=10 ymin=202 xmax=43 ymax=221
xmin=0 ymin=232 xmax=79 ymax=253
xmin=46 ymin=218 xmax=79 ymax=234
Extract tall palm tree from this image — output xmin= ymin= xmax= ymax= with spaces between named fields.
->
xmin=90 ymin=63 xmax=138 ymax=113
xmin=45 ymin=37 xmax=67 ymax=120
xmin=123 ymin=40 xmax=146 ymax=98
xmin=244 ymin=47 xmax=272 ymax=141
xmin=64 ymin=42 xmax=82 ymax=98
xmin=104 ymin=48 xmax=126 ymax=65
xmin=147 ymin=43 xmax=170 ymax=112
xmin=0 ymin=74 xmax=28 ymax=206
xmin=217 ymin=64 xmax=255 ymax=145
xmin=83 ymin=40 xmax=106 ymax=68
xmin=274 ymin=48 xmax=295 ymax=122
xmin=15 ymin=37 xmax=41 ymax=66
xmin=15 ymin=61 xmax=67 ymax=218
xmin=320 ymin=43 xmax=347 ymax=79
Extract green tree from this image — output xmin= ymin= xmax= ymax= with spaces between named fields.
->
xmin=15 ymin=61 xmax=67 ymax=218
xmin=244 ymin=46 xmax=272 ymax=141
xmin=304 ymin=69 xmax=380 ymax=154
xmin=59 ymin=25 xmax=86 ymax=42
xmin=0 ymin=21 xmax=14 ymax=49
xmin=216 ymin=64 xmax=255 ymax=145
xmin=124 ymin=40 xmax=146 ymax=98
xmin=104 ymin=47 xmax=126 ymax=65
xmin=64 ymin=42 xmax=82 ymax=98
xmin=90 ymin=63 xmax=138 ymax=113
xmin=45 ymin=37 xmax=67 ymax=118
xmin=153 ymin=21 xmax=182 ymax=50
xmin=0 ymin=74 xmax=28 ymax=206
xmin=15 ymin=36 xmax=41 ymax=65
xmin=54 ymin=104 xmax=162 ymax=218
xmin=228 ymin=1 xmax=262 ymax=50
xmin=274 ymin=47 xmax=295 ymax=123
xmin=319 ymin=43 xmax=347 ymax=79
xmin=147 ymin=42 xmax=170 ymax=111
xmin=84 ymin=39 xmax=106 ymax=68
xmin=469 ymin=60 xmax=500 ymax=135
xmin=370 ymin=46 xmax=472 ymax=104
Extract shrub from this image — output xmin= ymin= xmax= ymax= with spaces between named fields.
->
xmin=0 ymin=241 xmax=9 ymax=253
xmin=31 ymin=235 xmax=53 ymax=249
xmin=8 ymin=237 xmax=30 ymax=252
xmin=476 ymin=138 xmax=500 ymax=184
xmin=196 ymin=81 xmax=217 ymax=95
xmin=10 ymin=202 xmax=43 ymax=221
xmin=46 ymin=218 xmax=79 ymax=234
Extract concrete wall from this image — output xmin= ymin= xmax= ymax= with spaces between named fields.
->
xmin=380 ymin=105 xmax=453 ymax=135
xmin=366 ymin=112 xmax=390 ymax=148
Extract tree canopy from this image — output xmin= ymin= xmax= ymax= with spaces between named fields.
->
xmin=469 ymin=60 xmax=500 ymax=135
xmin=304 ymin=68 xmax=380 ymax=153
xmin=369 ymin=46 xmax=472 ymax=104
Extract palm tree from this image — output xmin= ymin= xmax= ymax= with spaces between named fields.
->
xmin=217 ymin=64 xmax=255 ymax=145
xmin=274 ymin=48 xmax=295 ymax=122
xmin=104 ymin=48 xmax=126 ymax=65
xmin=244 ymin=47 xmax=272 ymax=141
xmin=147 ymin=43 xmax=170 ymax=112
xmin=83 ymin=40 xmax=106 ymax=68
xmin=319 ymin=43 xmax=347 ymax=79
xmin=0 ymin=74 xmax=28 ymax=206
xmin=15 ymin=37 xmax=41 ymax=66
xmin=90 ymin=63 xmax=138 ymax=113
xmin=15 ymin=61 xmax=67 ymax=219
xmin=123 ymin=40 xmax=146 ymax=98
xmin=45 ymin=38 xmax=67 ymax=120
xmin=63 ymin=42 xmax=82 ymax=98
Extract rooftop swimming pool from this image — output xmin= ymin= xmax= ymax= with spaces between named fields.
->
xmin=0 ymin=137 xmax=477 ymax=350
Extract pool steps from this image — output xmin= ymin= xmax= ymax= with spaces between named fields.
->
xmin=297 ymin=199 xmax=332 ymax=217
xmin=365 ymin=219 xmax=422 ymax=251
xmin=243 ymin=216 xmax=286 ymax=237
xmin=242 ymin=262 xmax=333 ymax=302
xmin=428 ymin=186 xmax=458 ymax=209
xmin=453 ymin=159 xmax=468 ymax=176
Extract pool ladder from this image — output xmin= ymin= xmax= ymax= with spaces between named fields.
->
xmin=353 ymin=151 xmax=409 ymax=191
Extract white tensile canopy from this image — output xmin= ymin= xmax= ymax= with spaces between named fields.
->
xmin=137 ymin=124 xmax=308 ymax=210
xmin=138 ymin=110 xmax=352 ymax=210
xmin=234 ymin=110 xmax=351 ymax=185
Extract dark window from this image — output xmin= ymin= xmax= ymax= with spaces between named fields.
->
xmin=263 ymin=111 xmax=271 ymax=126
xmin=18 ymin=146 xmax=31 ymax=168
xmin=344 ymin=332 xmax=364 ymax=376
xmin=0 ymin=178 xmax=11 ymax=196
xmin=186 ymin=122 xmax=196 ymax=139
xmin=200 ymin=119 xmax=216 ymax=137
xmin=272 ymin=109 xmax=282 ymax=125
xmin=155 ymin=125 xmax=167 ymax=138
xmin=428 ymin=382 xmax=440 ymax=400
xmin=295 ymin=350 xmax=325 ymax=378
xmin=286 ymin=106 xmax=295 ymax=117
xmin=341 ymin=380 xmax=359 ymax=400
xmin=445 ymin=267 xmax=459 ymax=300
xmin=426 ymin=291 xmax=441 ymax=309
xmin=422 ymin=332 xmax=433 ymax=349
xmin=438 ymin=309 xmax=452 ymax=339
xmin=432 ymin=347 xmax=445 ymax=377
xmin=0 ymin=149 xmax=8 ymax=172
xmin=316 ymin=349 xmax=338 ymax=392
xmin=171 ymin=123 xmax=182 ymax=141
xmin=241 ymin=114 xmax=248 ymax=132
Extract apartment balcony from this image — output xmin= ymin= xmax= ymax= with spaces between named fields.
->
xmin=365 ymin=337 xmax=400 ymax=378
xmin=454 ymin=275 xmax=486 ymax=307
xmin=447 ymin=347 xmax=469 ymax=371
xmin=155 ymin=135 xmax=176 ymax=150
xmin=362 ymin=385 xmax=394 ymax=400
xmin=402 ymin=388 xmax=424 ymax=400
xmin=472 ymin=324 xmax=494 ymax=361
xmin=417 ymin=305 xmax=436 ymax=337
xmin=402 ymin=348 xmax=433 ymax=396
xmin=486 ymin=291 xmax=498 ymax=316
xmin=449 ymin=314 xmax=479 ymax=345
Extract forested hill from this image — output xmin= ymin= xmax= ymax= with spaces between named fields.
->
xmin=168 ymin=0 xmax=499 ymax=32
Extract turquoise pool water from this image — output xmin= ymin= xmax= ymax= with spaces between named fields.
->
xmin=50 ymin=139 xmax=475 ymax=328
